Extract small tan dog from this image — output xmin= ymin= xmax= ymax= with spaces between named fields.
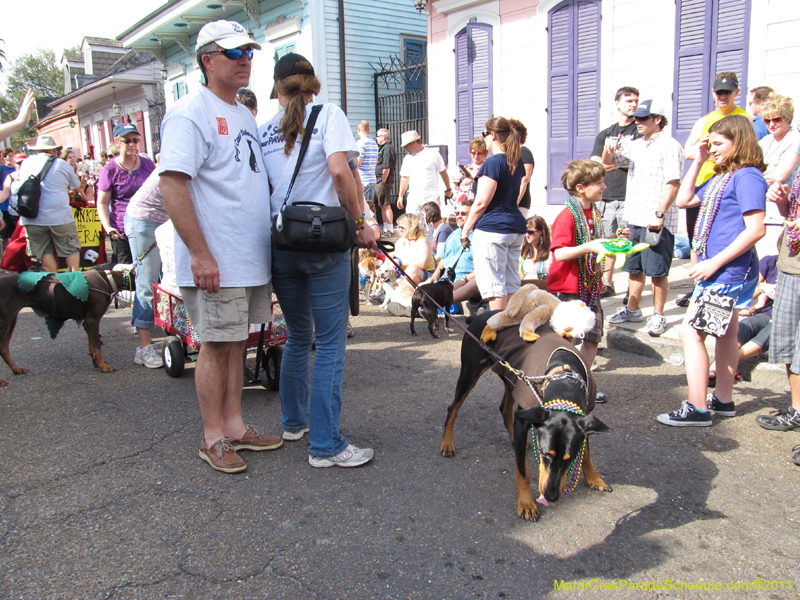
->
xmin=358 ymin=248 xmax=382 ymax=296
xmin=481 ymin=285 xmax=595 ymax=343
xmin=376 ymin=261 xmax=415 ymax=310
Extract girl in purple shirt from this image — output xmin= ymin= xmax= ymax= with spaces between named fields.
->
xmin=659 ymin=115 xmax=767 ymax=427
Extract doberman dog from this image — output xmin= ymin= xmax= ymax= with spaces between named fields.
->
xmin=0 ymin=266 xmax=131 ymax=386
xmin=440 ymin=310 xmax=611 ymax=521
xmin=410 ymin=279 xmax=454 ymax=338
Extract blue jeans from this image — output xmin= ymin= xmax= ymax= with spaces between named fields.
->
xmin=271 ymin=247 xmax=350 ymax=457
xmin=124 ymin=213 xmax=162 ymax=329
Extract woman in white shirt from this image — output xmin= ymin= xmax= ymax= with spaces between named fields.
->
xmin=259 ymin=53 xmax=376 ymax=468
xmin=518 ymin=215 xmax=552 ymax=281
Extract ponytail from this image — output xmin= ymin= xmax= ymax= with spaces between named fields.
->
xmin=485 ymin=117 xmax=520 ymax=176
xmin=275 ymin=68 xmax=322 ymax=156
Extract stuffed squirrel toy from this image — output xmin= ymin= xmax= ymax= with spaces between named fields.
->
xmin=480 ymin=284 xmax=596 ymax=343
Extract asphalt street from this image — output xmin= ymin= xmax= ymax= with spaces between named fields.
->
xmin=0 ymin=299 xmax=798 ymax=599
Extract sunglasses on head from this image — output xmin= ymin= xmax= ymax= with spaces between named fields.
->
xmin=209 ymin=48 xmax=254 ymax=60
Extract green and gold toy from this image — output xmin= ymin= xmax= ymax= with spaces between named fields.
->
xmin=595 ymin=238 xmax=649 ymax=269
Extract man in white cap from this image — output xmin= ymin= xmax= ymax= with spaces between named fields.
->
xmin=396 ymin=130 xmax=453 ymax=227
xmin=602 ymin=100 xmax=685 ymax=337
xmin=18 ymin=134 xmax=85 ymax=272
xmin=159 ymin=20 xmax=281 ymax=473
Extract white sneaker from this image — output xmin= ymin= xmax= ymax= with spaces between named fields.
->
xmin=283 ymin=426 xmax=309 ymax=441
xmin=308 ymin=444 xmax=374 ymax=468
xmin=134 ymin=344 xmax=163 ymax=369
xmin=647 ymin=314 xmax=667 ymax=337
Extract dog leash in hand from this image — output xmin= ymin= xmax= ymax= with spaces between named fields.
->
xmin=375 ymin=240 xmax=577 ymax=407
xmin=133 ymin=242 xmax=157 ymax=269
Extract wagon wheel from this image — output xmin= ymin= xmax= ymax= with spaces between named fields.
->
xmin=262 ymin=346 xmax=283 ymax=391
xmin=162 ymin=336 xmax=185 ymax=378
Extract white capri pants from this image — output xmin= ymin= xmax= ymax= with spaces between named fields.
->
xmin=472 ymin=229 xmax=524 ymax=300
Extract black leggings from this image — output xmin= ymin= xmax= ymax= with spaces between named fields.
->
xmin=686 ymin=206 xmax=699 ymax=245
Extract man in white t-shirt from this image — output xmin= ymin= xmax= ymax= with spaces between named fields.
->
xmin=18 ymin=134 xmax=84 ymax=272
xmin=397 ymin=130 xmax=453 ymax=226
xmin=159 ymin=20 xmax=281 ymax=474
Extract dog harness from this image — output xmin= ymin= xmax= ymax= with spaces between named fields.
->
xmin=531 ymin=399 xmax=587 ymax=497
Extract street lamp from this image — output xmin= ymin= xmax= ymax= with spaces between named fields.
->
xmin=160 ymin=65 xmax=168 ymax=80
xmin=69 ymin=118 xmax=76 ymax=128
xmin=413 ymin=0 xmax=426 ymax=13
xmin=112 ymin=86 xmax=121 ymax=116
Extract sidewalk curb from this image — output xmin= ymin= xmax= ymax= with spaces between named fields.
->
xmin=606 ymin=326 xmax=788 ymax=393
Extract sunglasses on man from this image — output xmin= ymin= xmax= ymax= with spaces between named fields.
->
xmin=209 ymin=48 xmax=254 ymax=61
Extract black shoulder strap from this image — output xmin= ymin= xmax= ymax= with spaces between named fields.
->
xmin=37 ymin=156 xmax=56 ymax=182
xmin=280 ymin=104 xmax=323 ymax=210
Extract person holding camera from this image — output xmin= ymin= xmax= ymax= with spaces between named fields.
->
xmin=602 ymin=99 xmax=685 ymax=337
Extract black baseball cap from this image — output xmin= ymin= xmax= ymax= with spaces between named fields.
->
xmin=713 ymin=76 xmax=738 ymax=92
xmin=270 ymin=52 xmax=315 ymax=99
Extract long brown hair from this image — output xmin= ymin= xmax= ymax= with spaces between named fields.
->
xmin=708 ymin=114 xmax=766 ymax=173
xmin=521 ymin=215 xmax=551 ymax=263
xmin=484 ymin=117 xmax=520 ymax=176
xmin=274 ymin=64 xmax=323 ymax=156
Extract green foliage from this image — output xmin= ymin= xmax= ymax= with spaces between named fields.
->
xmin=1 ymin=48 xmax=63 ymax=142
xmin=5 ymin=48 xmax=62 ymax=98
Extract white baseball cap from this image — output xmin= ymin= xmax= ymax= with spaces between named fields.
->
xmin=196 ymin=20 xmax=261 ymax=52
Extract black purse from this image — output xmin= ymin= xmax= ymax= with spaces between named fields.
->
xmin=688 ymin=254 xmax=754 ymax=338
xmin=271 ymin=105 xmax=356 ymax=253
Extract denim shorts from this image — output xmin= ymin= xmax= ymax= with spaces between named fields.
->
xmin=622 ymin=225 xmax=675 ymax=277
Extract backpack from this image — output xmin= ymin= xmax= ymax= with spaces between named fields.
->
xmin=16 ymin=156 xmax=55 ymax=219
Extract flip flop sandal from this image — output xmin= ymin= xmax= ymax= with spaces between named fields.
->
xmin=708 ymin=370 xmax=717 ymax=388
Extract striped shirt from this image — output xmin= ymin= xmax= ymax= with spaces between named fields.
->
xmin=357 ymin=135 xmax=379 ymax=184
xmin=615 ymin=131 xmax=685 ymax=234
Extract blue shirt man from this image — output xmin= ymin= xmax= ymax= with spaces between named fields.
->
xmin=356 ymin=120 xmax=379 ymax=202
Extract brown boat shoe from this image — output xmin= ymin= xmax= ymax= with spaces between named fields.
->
xmin=199 ymin=437 xmax=247 ymax=473
xmin=229 ymin=425 xmax=283 ymax=452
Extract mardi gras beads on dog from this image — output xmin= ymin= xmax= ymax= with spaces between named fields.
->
xmin=530 ymin=399 xmax=587 ymax=497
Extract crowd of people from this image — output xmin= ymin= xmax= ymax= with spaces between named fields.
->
xmin=374 ymin=75 xmax=799 ymax=466
xmin=2 ymin=22 xmax=798 ymax=470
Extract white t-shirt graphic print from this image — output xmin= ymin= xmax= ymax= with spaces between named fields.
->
xmin=159 ymin=86 xmax=271 ymax=288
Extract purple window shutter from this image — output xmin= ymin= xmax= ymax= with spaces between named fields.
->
xmin=672 ymin=0 xmax=712 ymax=147
xmin=547 ymin=0 xmax=600 ymax=205
xmin=712 ymin=0 xmax=750 ymax=109
xmin=575 ymin=1 xmax=600 ymax=158
xmin=672 ymin=0 xmax=750 ymax=147
xmin=455 ymin=24 xmax=493 ymax=167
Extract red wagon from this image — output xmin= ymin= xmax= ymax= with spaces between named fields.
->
xmin=152 ymin=284 xmax=287 ymax=389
